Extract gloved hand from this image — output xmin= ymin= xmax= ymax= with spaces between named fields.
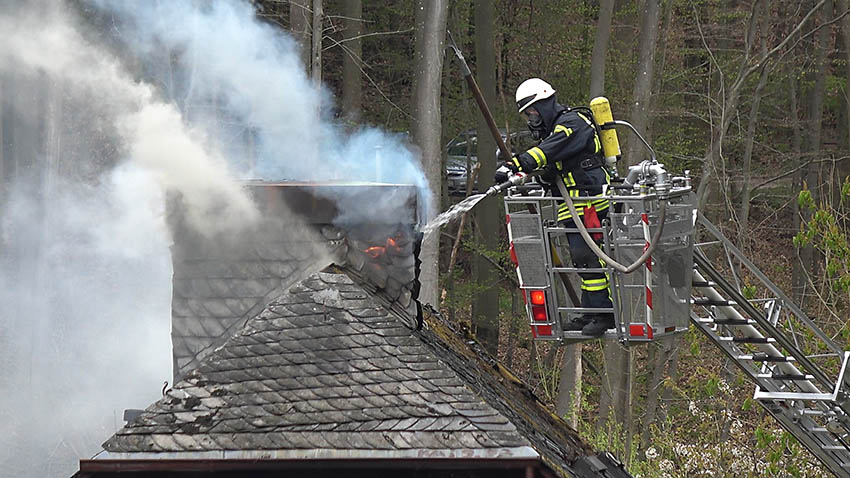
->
xmin=497 ymin=149 xmax=513 ymax=164
xmin=515 ymin=154 xmax=537 ymax=173
xmin=494 ymin=164 xmax=513 ymax=184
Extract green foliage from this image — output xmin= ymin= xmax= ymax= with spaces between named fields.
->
xmin=798 ymin=189 xmax=814 ymax=210
xmin=795 ymin=181 xmax=850 ymax=295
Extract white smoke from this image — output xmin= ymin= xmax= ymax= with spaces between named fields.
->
xmin=0 ymin=2 xmax=259 ymax=235
xmin=94 ymin=0 xmax=430 ymax=219
xmin=0 ymin=165 xmax=173 ymax=477
xmin=0 ymin=1 xmax=429 ymax=476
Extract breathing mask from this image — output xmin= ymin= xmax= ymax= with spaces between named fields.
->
xmin=526 ymin=111 xmax=546 ymax=140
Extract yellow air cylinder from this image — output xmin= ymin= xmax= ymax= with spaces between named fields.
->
xmin=590 ymin=97 xmax=621 ymax=168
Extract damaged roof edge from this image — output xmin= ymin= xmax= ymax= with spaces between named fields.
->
xmin=88 ymin=447 xmax=540 ymax=461
xmin=80 ymin=448 xmax=542 ymax=473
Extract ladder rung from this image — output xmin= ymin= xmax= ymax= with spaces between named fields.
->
xmin=693 ymin=298 xmax=737 ymax=306
xmin=801 ymin=409 xmax=837 ymax=416
xmin=704 ymin=318 xmax=755 ymax=326
xmin=692 ymin=280 xmax=716 ymax=287
xmin=824 ymin=445 xmax=850 ymax=451
xmin=719 ymin=336 xmax=774 ymax=344
xmin=757 ymin=373 xmax=813 ymax=381
xmin=739 ymin=353 xmax=794 ymax=362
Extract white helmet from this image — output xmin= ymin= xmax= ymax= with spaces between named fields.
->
xmin=515 ymin=78 xmax=556 ymax=113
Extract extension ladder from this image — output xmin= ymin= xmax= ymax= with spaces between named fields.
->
xmin=691 ymin=212 xmax=850 ymax=477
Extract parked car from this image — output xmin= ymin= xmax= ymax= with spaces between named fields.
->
xmin=445 ymin=129 xmax=536 ymax=195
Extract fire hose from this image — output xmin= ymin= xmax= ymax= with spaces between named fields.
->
xmin=555 ymin=172 xmax=668 ymax=274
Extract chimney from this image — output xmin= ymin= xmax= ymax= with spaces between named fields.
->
xmin=166 ymin=181 xmax=420 ymax=381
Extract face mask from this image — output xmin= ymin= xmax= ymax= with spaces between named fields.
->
xmin=526 ymin=112 xmax=546 ymax=140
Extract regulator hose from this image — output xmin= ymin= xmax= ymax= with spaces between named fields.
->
xmin=555 ymin=178 xmax=668 ymax=274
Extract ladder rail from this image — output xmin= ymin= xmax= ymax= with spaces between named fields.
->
xmin=692 ymin=270 xmax=822 ymax=393
xmin=693 ymin=215 xmax=850 ymax=477
xmin=697 ymin=212 xmax=844 ymax=356
xmin=691 ymin=268 xmax=850 ymax=477
xmin=694 ymin=252 xmax=835 ymax=392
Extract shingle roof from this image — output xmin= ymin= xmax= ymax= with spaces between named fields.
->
xmin=100 ymin=269 xmax=591 ymax=475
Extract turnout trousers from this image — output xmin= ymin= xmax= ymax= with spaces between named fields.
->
xmin=561 ymin=210 xmax=612 ymax=312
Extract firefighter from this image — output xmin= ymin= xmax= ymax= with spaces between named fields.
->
xmin=495 ymin=78 xmax=613 ymax=336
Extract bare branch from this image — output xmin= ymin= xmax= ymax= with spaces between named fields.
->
xmin=322 ymin=34 xmax=412 ymax=119
xmin=322 ymin=28 xmax=414 ymax=50
xmin=750 ymin=156 xmax=850 ymax=192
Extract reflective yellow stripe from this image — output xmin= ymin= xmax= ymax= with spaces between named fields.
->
xmin=554 ymin=124 xmax=573 ymax=136
xmin=594 ymin=135 xmax=602 ymax=153
xmin=512 ymin=157 xmax=521 ymax=169
xmin=563 ymin=172 xmax=576 ymax=187
xmin=582 ymin=285 xmax=610 ymax=291
xmin=581 ymin=278 xmax=609 ymax=291
xmin=583 ymin=278 xmax=608 ymax=286
xmin=528 ymin=147 xmax=547 ymax=167
xmin=557 ymin=200 xmax=592 ymax=221
xmin=577 ymin=112 xmax=594 ymax=126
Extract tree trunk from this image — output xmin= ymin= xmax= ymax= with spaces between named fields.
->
xmin=556 ymin=345 xmax=582 ymax=428
xmin=0 ymin=73 xmax=5 ymax=204
xmin=589 ymin=0 xmax=615 ymax=98
xmin=838 ymin=0 xmax=850 ymax=197
xmin=289 ymin=0 xmax=311 ymax=72
xmin=311 ymin=0 xmax=322 ymax=86
xmin=472 ymin=0 xmax=500 ymax=355
xmin=791 ymin=67 xmax=807 ymax=304
xmin=808 ymin=0 xmax=832 ymax=200
xmin=597 ymin=341 xmax=630 ymax=434
xmin=601 ymin=0 xmax=662 ymax=451
xmin=641 ymin=337 xmax=675 ymax=449
xmin=341 ymin=0 xmax=362 ymax=123
xmin=412 ymin=0 xmax=449 ymax=308
xmin=797 ymin=0 xmax=833 ymax=305
xmin=737 ymin=0 xmax=769 ymax=251
xmin=626 ymin=0 xmax=660 ymax=166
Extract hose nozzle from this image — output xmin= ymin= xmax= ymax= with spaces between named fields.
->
xmin=486 ymin=172 xmax=530 ymax=197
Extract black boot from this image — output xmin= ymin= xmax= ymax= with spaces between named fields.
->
xmin=564 ymin=315 xmax=593 ymax=332
xmin=581 ymin=314 xmax=615 ymax=337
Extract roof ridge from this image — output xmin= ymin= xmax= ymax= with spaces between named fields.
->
xmin=334 ymin=264 xmax=423 ymax=331
xmin=98 ymin=269 xmax=601 ymax=478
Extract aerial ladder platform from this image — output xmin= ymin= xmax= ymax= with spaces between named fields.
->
xmin=503 ymin=152 xmax=850 ymax=477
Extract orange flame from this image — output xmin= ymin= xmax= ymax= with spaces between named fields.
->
xmin=365 ymin=246 xmax=385 ymax=259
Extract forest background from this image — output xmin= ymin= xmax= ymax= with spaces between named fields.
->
xmin=2 ymin=0 xmax=850 ymax=477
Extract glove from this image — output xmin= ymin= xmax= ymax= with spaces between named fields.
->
xmin=494 ymin=165 xmax=512 ymax=184
xmin=515 ymin=154 xmax=537 ymax=173
xmin=497 ymin=149 xmax=513 ymax=163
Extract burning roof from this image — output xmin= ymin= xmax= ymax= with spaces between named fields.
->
xmin=81 ymin=269 xmax=625 ymax=477
xmin=75 ymin=182 xmax=629 ymax=478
